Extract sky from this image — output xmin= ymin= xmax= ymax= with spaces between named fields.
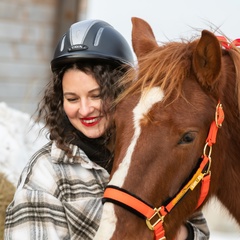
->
xmin=86 ymin=0 xmax=240 ymax=55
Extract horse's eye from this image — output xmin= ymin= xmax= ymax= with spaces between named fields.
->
xmin=178 ymin=132 xmax=195 ymax=145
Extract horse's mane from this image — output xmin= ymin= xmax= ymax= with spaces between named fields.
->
xmin=117 ymin=39 xmax=197 ymax=104
xmin=116 ymin=38 xmax=240 ymax=113
xmin=228 ymin=45 xmax=240 ymax=112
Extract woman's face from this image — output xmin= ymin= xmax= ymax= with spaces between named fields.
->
xmin=62 ymin=68 xmax=109 ymax=138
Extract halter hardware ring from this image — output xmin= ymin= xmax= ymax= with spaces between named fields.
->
xmin=146 ymin=207 xmax=164 ymax=231
xmin=203 ymin=142 xmax=212 ymax=158
xmin=202 ymin=143 xmax=212 ymax=174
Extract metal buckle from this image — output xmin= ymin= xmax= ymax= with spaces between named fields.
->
xmin=146 ymin=207 xmax=164 ymax=230
xmin=215 ymin=103 xmax=224 ymax=128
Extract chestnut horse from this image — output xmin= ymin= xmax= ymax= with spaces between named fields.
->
xmin=94 ymin=17 xmax=240 ymax=239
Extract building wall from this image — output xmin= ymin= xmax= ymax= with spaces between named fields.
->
xmin=0 ymin=0 xmax=58 ymax=115
xmin=0 ymin=0 xmax=87 ymax=116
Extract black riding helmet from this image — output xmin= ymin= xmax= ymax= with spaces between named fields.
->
xmin=51 ymin=19 xmax=134 ymax=72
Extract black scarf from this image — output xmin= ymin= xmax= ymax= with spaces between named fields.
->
xmin=71 ymin=130 xmax=113 ymax=173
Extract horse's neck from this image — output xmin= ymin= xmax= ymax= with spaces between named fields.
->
xmin=216 ymin=60 xmax=240 ymax=225
xmin=216 ymin=151 xmax=240 ymax=225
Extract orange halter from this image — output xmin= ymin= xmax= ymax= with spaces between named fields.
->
xmin=103 ymin=102 xmax=224 ymax=240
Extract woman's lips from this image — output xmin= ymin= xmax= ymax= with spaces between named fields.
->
xmin=80 ymin=117 xmax=101 ymax=127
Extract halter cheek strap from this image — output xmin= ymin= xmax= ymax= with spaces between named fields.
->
xmin=103 ymin=102 xmax=224 ymax=240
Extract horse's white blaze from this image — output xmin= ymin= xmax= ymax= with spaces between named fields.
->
xmin=94 ymin=87 xmax=164 ymax=240
xmin=109 ymin=87 xmax=164 ymax=187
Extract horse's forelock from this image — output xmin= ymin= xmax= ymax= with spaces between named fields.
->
xmin=116 ymin=41 xmax=194 ymax=105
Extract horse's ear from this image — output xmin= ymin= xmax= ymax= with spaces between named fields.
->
xmin=193 ymin=30 xmax=222 ymax=88
xmin=131 ymin=17 xmax=159 ymax=59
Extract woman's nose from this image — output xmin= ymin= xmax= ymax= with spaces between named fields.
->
xmin=78 ymin=99 xmax=94 ymax=116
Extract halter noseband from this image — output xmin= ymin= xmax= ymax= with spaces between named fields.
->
xmin=103 ymin=102 xmax=224 ymax=240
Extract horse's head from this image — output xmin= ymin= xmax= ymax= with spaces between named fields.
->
xmin=94 ymin=17 xmax=240 ymax=240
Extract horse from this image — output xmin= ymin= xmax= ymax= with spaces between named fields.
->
xmin=94 ymin=17 xmax=240 ymax=240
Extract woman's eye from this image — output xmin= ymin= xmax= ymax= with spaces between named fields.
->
xmin=91 ymin=95 xmax=100 ymax=99
xmin=67 ymin=98 xmax=78 ymax=102
xmin=178 ymin=132 xmax=196 ymax=145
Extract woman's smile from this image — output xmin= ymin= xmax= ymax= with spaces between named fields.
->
xmin=80 ymin=117 xmax=102 ymax=127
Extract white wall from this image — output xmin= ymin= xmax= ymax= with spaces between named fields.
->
xmin=0 ymin=0 xmax=56 ymax=115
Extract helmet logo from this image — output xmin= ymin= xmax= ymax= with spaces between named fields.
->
xmin=68 ymin=44 xmax=88 ymax=52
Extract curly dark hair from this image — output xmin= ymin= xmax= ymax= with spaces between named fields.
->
xmin=36 ymin=60 xmax=129 ymax=158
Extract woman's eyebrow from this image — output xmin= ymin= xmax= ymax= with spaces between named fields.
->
xmin=63 ymin=92 xmax=76 ymax=96
xmin=63 ymin=87 xmax=100 ymax=96
xmin=89 ymin=87 xmax=100 ymax=93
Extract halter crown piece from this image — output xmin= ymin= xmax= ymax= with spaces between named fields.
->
xmin=217 ymin=36 xmax=240 ymax=49
xmin=103 ymin=36 xmax=229 ymax=240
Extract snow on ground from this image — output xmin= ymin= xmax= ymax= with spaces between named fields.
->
xmin=210 ymin=231 xmax=239 ymax=240
xmin=0 ymin=102 xmax=48 ymax=185
xmin=0 ymin=102 xmax=239 ymax=239
xmin=203 ymin=198 xmax=240 ymax=239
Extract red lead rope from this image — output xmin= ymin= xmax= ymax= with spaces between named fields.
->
xmin=103 ymin=102 xmax=224 ymax=240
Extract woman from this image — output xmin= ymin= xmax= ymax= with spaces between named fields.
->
xmin=4 ymin=19 xmax=209 ymax=240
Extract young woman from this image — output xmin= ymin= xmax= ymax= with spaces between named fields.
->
xmin=4 ymin=19 xmax=209 ymax=240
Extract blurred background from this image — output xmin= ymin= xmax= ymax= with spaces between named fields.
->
xmin=0 ymin=0 xmax=240 ymax=239
xmin=0 ymin=0 xmax=87 ymax=115
xmin=1 ymin=0 xmax=240 ymax=115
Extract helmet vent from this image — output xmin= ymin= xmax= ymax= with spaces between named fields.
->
xmin=60 ymin=36 xmax=66 ymax=52
xmin=94 ymin=28 xmax=104 ymax=46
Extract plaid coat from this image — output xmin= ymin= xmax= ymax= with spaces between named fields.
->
xmin=4 ymin=141 xmax=209 ymax=239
